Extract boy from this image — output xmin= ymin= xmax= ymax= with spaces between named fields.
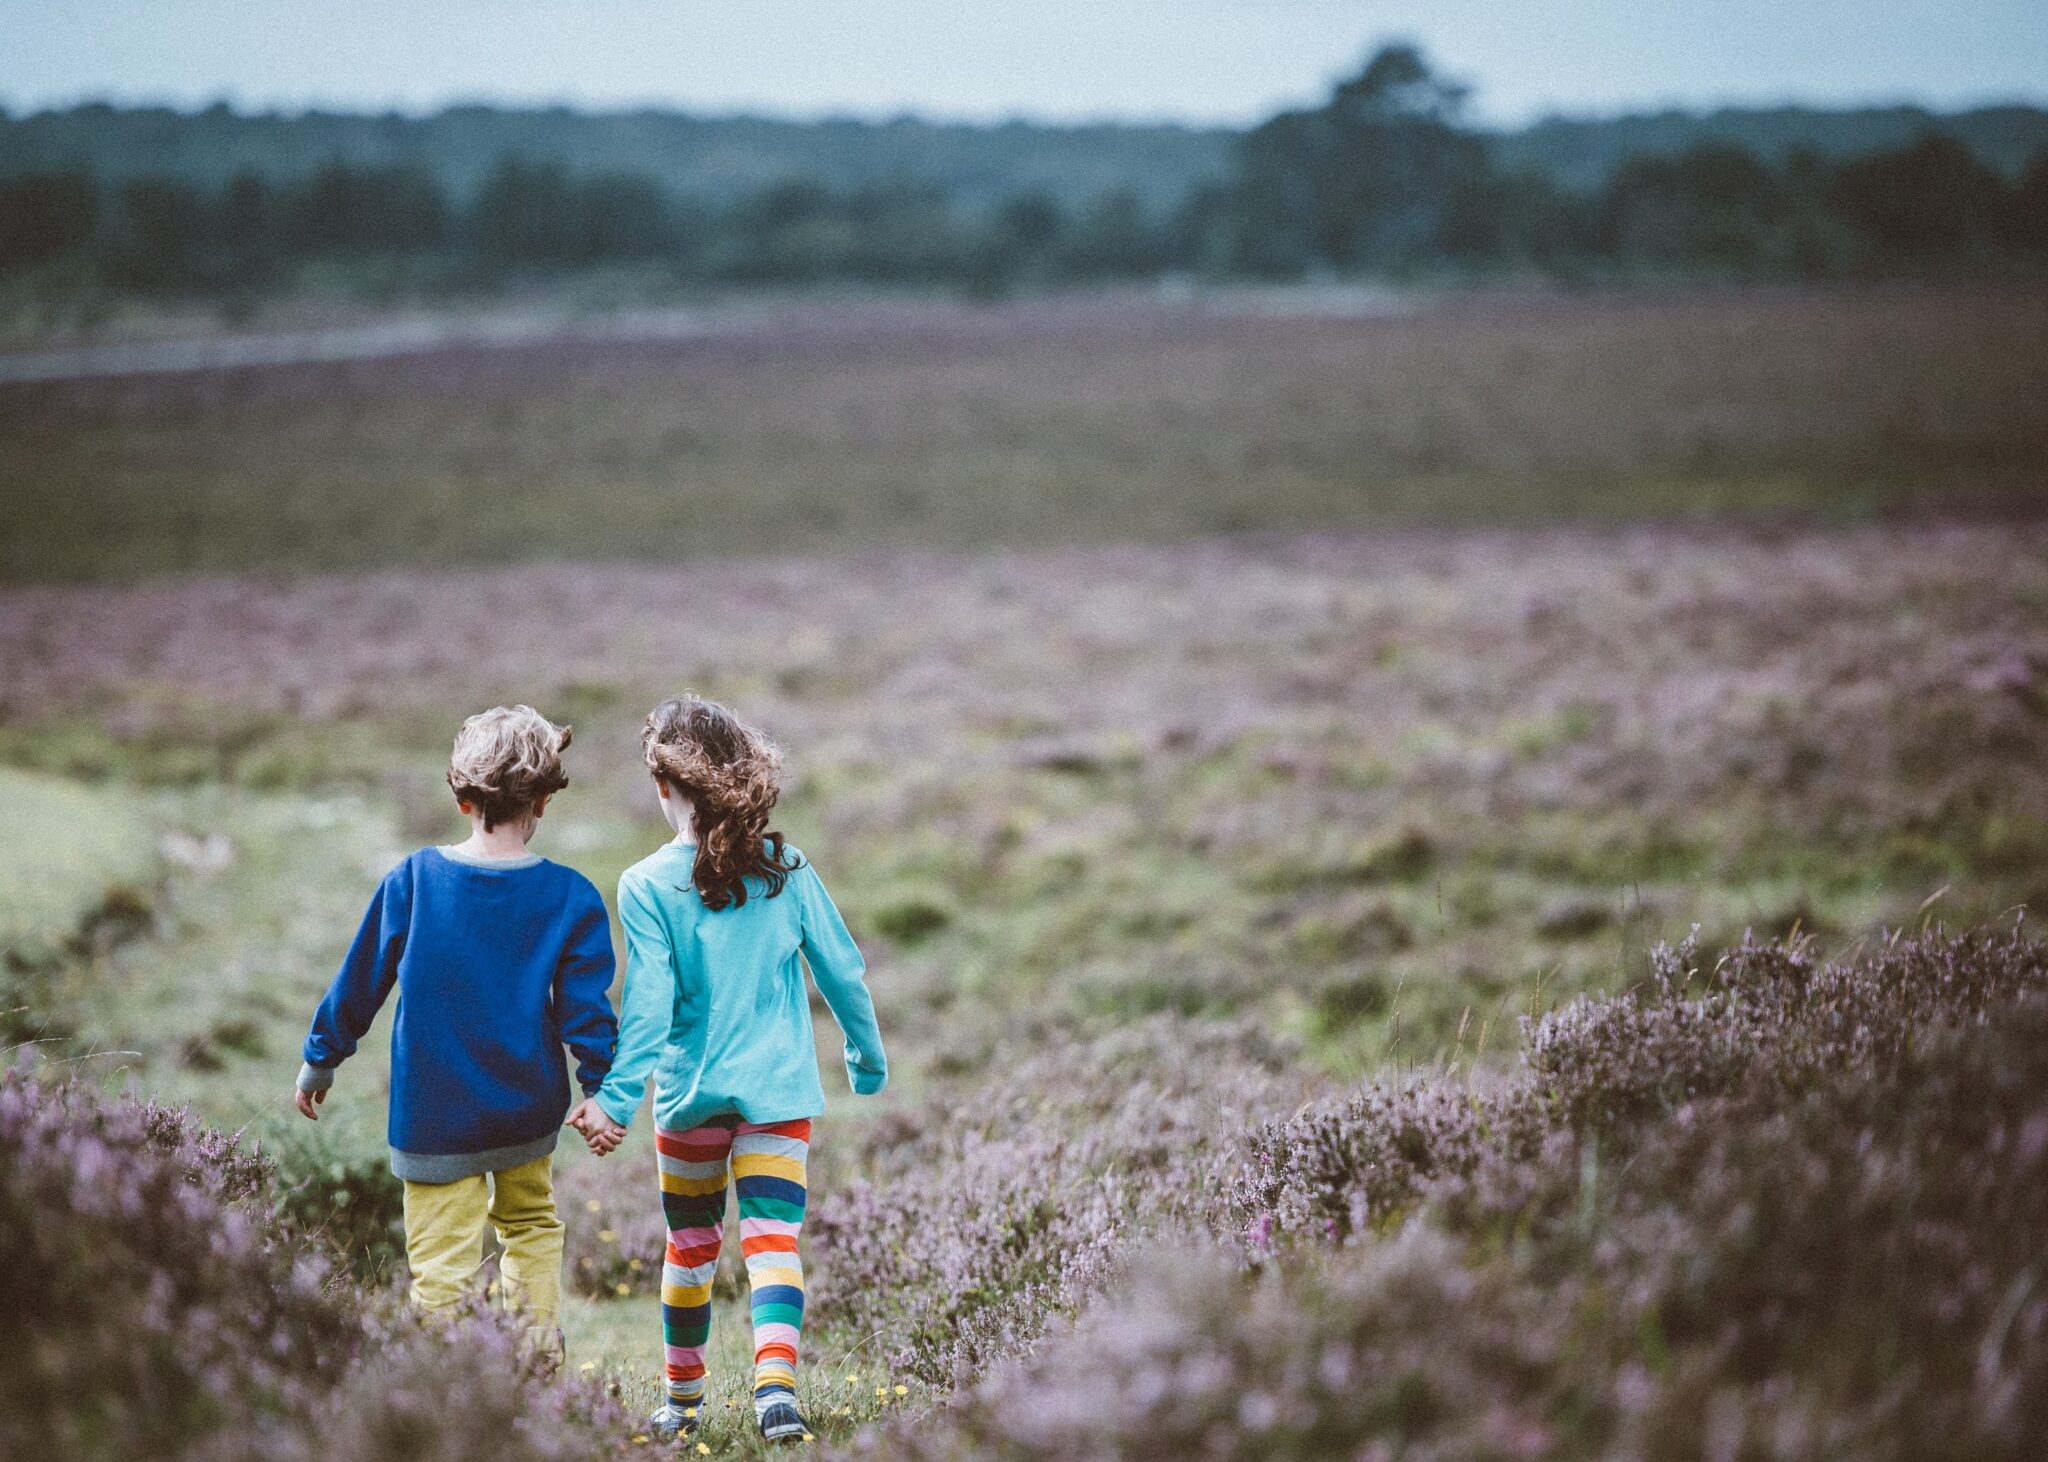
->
xmin=294 ymin=704 xmax=618 ymax=1363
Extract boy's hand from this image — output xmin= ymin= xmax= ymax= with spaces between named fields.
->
xmin=567 ymin=1097 xmax=626 ymax=1155
xmin=294 ymin=1086 xmax=326 ymax=1121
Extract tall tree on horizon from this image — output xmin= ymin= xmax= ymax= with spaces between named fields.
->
xmin=1226 ymin=43 xmax=1495 ymax=275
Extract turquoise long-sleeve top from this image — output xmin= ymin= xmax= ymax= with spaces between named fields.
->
xmin=592 ymin=839 xmax=886 ymax=1132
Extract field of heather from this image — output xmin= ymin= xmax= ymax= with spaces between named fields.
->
xmin=5 ymin=284 xmax=2048 ymax=1459
xmin=4 ymin=283 xmax=2048 ymax=583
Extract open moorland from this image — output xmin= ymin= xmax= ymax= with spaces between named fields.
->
xmin=4 ymin=282 xmax=2048 ymax=1459
xmin=4 ymin=282 xmax=2047 ymax=582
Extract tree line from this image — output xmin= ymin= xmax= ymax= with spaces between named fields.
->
xmin=4 ymin=46 xmax=2046 ymax=300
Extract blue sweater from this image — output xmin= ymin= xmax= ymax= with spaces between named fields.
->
xmin=299 ymin=847 xmax=619 ymax=1182
xmin=592 ymin=840 xmax=885 ymax=1133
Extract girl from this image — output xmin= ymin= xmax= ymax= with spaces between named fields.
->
xmin=572 ymin=696 xmax=887 ymax=1446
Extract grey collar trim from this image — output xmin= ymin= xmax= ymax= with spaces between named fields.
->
xmin=437 ymin=844 xmax=543 ymax=870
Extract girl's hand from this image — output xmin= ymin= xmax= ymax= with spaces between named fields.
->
xmin=582 ymin=1106 xmax=626 ymax=1154
xmin=294 ymin=1086 xmax=326 ymax=1121
xmin=567 ymin=1098 xmax=626 ymax=1155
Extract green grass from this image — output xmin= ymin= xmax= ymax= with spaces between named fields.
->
xmin=0 ymin=768 xmax=161 ymax=1045
xmin=0 ymin=767 xmax=154 ymax=959
xmin=564 ymin=1294 xmax=926 ymax=1455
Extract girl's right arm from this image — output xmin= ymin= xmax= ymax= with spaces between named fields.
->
xmin=592 ymin=874 xmax=676 ymax=1129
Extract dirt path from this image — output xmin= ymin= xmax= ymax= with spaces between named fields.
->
xmin=0 ymin=285 xmax=1416 ymax=384
xmin=0 ymin=307 xmax=754 ymax=384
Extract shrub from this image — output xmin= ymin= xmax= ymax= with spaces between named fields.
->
xmin=0 ymin=1067 xmax=643 ymax=1461
xmin=1235 ymin=925 xmax=2048 ymax=1245
xmin=809 ymin=1016 xmax=1309 ymax=1384
xmin=868 ymin=893 xmax=954 ymax=945
xmin=1231 ymin=1070 xmax=1534 ymax=1248
xmin=272 ymin=1129 xmax=408 ymax=1283
xmin=870 ymin=926 xmax=2048 ymax=1459
xmin=0 ymin=1065 xmax=360 ymax=1460
xmin=191 ymin=1306 xmax=642 ymax=1462
xmin=852 ymin=1228 xmax=1563 ymax=1462
xmin=1526 ymin=923 xmax=2048 ymax=1129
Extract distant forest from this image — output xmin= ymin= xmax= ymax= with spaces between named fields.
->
xmin=3 ymin=46 xmax=2046 ymax=310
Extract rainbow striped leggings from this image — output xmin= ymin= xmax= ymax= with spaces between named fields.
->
xmin=657 ymin=1114 xmax=812 ymax=1417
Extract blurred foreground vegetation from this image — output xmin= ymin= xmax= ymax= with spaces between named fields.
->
xmin=13 ymin=911 xmax=2047 ymax=1458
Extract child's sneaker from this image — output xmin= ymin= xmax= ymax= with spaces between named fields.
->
xmin=757 ymin=1400 xmax=812 ymax=1444
xmin=648 ymin=1402 xmax=699 ymax=1441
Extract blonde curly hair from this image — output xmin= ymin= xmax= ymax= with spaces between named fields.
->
xmin=643 ymin=695 xmax=800 ymax=910
xmin=446 ymin=705 xmax=571 ymax=831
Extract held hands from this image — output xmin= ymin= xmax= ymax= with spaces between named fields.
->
xmin=567 ymin=1097 xmax=626 ymax=1156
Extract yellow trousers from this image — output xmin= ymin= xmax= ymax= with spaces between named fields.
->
xmin=402 ymin=1152 xmax=564 ymax=1361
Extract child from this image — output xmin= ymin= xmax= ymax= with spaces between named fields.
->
xmin=294 ymin=704 xmax=618 ymax=1366
xmin=573 ymin=695 xmax=886 ymax=1445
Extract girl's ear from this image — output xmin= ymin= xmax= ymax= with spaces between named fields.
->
xmin=457 ymin=800 xmax=473 ymax=816
xmin=654 ymin=777 xmax=670 ymax=801
xmin=531 ymin=794 xmax=550 ymax=819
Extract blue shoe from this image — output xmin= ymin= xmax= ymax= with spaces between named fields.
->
xmin=649 ymin=1402 xmax=700 ymax=1441
xmin=757 ymin=1400 xmax=812 ymax=1444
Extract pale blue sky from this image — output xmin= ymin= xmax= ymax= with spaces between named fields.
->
xmin=3 ymin=0 xmax=2044 ymax=125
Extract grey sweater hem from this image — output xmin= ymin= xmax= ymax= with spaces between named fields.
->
xmin=390 ymin=1130 xmax=560 ymax=1184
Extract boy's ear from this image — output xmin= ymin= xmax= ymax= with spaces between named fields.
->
xmin=532 ymin=794 xmax=550 ymax=819
xmin=456 ymin=799 xmax=473 ymax=816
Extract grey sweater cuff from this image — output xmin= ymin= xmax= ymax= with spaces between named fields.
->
xmin=297 ymin=1061 xmax=335 ymax=1093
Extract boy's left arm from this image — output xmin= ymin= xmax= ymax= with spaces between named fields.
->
xmin=556 ymin=886 xmax=620 ymax=1099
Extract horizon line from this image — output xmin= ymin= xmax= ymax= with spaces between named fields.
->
xmin=5 ymin=88 xmax=2048 ymax=136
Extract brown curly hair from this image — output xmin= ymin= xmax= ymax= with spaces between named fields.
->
xmin=445 ymin=704 xmax=572 ymax=831
xmin=643 ymin=695 xmax=802 ymax=911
